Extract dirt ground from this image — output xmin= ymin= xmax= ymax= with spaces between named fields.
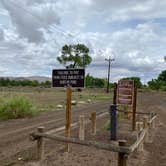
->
xmin=0 ymin=91 xmax=165 ymax=166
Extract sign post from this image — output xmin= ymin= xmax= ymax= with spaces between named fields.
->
xmin=116 ymin=80 xmax=137 ymax=131
xmin=52 ymin=68 xmax=85 ymax=152
xmin=66 ymin=86 xmax=72 ymax=152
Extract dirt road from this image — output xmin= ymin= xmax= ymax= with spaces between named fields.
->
xmin=0 ymin=91 xmax=166 ymax=166
xmin=0 ymin=101 xmax=110 ymax=165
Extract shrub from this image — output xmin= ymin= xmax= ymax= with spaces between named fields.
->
xmin=0 ymin=96 xmax=38 ymax=120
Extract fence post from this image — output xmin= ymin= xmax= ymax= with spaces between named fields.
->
xmin=110 ymin=105 xmax=117 ymax=140
xmin=137 ymin=122 xmax=144 ymax=151
xmin=151 ymin=113 xmax=156 ymax=129
xmin=79 ymin=115 xmax=85 ymax=140
xmin=143 ymin=117 xmax=149 ymax=143
xmin=118 ymin=140 xmax=127 ymax=166
xmin=37 ymin=127 xmax=45 ymax=161
xmin=91 ymin=112 xmax=96 ymax=135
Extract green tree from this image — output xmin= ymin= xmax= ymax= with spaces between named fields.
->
xmin=158 ymin=70 xmax=166 ymax=83
xmin=57 ymin=44 xmax=92 ymax=68
xmin=122 ymin=77 xmax=142 ymax=88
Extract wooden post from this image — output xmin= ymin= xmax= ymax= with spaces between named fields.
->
xmin=151 ymin=113 xmax=156 ymax=129
xmin=79 ymin=115 xmax=85 ymax=140
xmin=91 ymin=112 xmax=96 ymax=135
xmin=66 ymin=86 xmax=72 ymax=152
xmin=137 ymin=122 xmax=143 ymax=151
xmin=118 ymin=140 xmax=127 ymax=166
xmin=136 ymin=122 xmax=139 ymax=139
xmin=143 ymin=117 xmax=149 ymax=143
xmin=143 ymin=117 xmax=148 ymax=129
xmin=37 ymin=127 xmax=45 ymax=161
xmin=132 ymin=83 xmax=137 ymax=131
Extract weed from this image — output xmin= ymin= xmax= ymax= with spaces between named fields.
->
xmin=0 ymin=96 xmax=38 ymax=120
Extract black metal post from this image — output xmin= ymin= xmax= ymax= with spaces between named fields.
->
xmin=110 ymin=104 xmax=117 ymax=140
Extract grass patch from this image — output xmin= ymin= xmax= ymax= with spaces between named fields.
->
xmin=0 ymin=96 xmax=38 ymax=120
xmin=104 ymin=120 xmax=110 ymax=131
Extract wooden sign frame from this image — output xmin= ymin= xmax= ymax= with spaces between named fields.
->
xmin=116 ymin=80 xmax=137 ymax=130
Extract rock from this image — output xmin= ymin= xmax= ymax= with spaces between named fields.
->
xmin=56 ymin=104 xmax=63 ymax=109
xmin=71 ymin=100 xmax=77 ymax=105
xmin=87 ymin=99 xmax=91 ymax=103
xmin=78 ymin=101 xmax=86 ymax=104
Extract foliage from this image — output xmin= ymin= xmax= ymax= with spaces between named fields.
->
xmin=0 ymin=96 xmax=38 ymax=120
xmin=0 ymin=78 xmax=51 ymax=87
xmin=57 ymin=44 xmax=92 ymax=68
xmin=148 ymin=70 xmax=166 ymax=90
xmin=104 ymin=120 xmax=110 ymax=131
xmin=85 ymin=74 xmax=106 ymax=88
xmin=158 ymin=70 xmax=166 ymax=82
xmin=121 ymin=77 xmax=142 ymax=88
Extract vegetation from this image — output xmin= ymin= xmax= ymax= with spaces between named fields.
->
xmin=57 ymin=44 xmax=92 ymax=68
xmin=85 ymin=74 xmax=114 ymax=88
xmin=0 ymin=78 xmax=51 ymax=87
xmin=0 ymin=96 xmax=38 ymax=120
xmin=121 ymin=77 xmax=142 ymax=88
xmin=148 ymin=70 xmax=166 ymax=90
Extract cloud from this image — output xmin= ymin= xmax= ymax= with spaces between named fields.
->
xmin=1 ymin=0 xmax=60 ymax=42
xmin=0 ymin=0 xmax=166 ymax=83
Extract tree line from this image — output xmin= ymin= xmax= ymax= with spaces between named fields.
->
xmin=148 ymin=70 xmax=166 ymax=90
xmin=0 ymin=78 xmax=51 ymax=87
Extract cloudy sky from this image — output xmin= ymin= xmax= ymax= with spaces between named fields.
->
xmin=0 ymin=0 xmax=166 ymax=83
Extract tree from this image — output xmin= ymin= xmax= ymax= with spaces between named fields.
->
xmin=57 ymin=44 xmax=92 ymax=68
xmin=122 ymin=77 xmax=142 ymax=88
xmin=158 ymin=70 xmax=166 ymax=83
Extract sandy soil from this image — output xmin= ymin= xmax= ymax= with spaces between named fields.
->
xmin=0 ymin=91 xmax=166 ymax=166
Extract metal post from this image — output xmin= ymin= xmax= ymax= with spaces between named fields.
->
xmin=113 ymin=83 xmax=117 ymax=105
xmin=110 ymin=104 xmax=117 ymax=140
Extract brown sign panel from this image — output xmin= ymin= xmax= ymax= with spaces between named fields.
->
xmin=52 ymin=69 xmax=85 ymax=87
xmin=117 ymin=80 xmax=134 ymax=106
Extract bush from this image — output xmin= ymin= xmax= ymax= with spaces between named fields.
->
xmin=0 ymin=96 xmax=38 ymax=120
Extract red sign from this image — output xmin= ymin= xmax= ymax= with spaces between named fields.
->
xmin=117 ymin=80 xmax=135 ymax=105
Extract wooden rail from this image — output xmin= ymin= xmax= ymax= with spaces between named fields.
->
xmin=30 ymin=132 xmax=130 ymax=154
xmin=30 ymin=113 xmax=157 ymax=166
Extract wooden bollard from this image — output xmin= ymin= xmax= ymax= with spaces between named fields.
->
xmin=79 ymin=115 xmax=85 ymax=140
xmin=118 ymin=140 xmax=127 ymax=166
xmin=37 ymin=127 xmax=45 ymax=161
xmin=143 ymin=117 xmax=149 ymax=143
xmin=151 ymin=113 xmax=156 ymax=129
xmin=143 ymin=117 xmax=148 ymax=129
xmin=91 ymin=112 xmax=96 ymax=135
xmin=137 ymin=122 xmax=144 ymax=151
xmin=136 ymin=122 xmax=140 ymax=139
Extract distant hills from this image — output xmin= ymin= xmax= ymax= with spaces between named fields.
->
xmin=0 ymin=76 xmax=51 ymax=83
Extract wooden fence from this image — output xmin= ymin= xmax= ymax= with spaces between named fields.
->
xmin=30 ymin=113 xmax=157 ymax=166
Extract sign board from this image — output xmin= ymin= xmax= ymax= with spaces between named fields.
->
xmin=117 ymin=80 xmax=135 ymax=106
xmin=52 ymin=69 xmax=85 ymax=87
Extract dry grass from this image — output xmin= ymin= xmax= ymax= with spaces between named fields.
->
xmin=0 ymin=87 xmax=113 ymax=113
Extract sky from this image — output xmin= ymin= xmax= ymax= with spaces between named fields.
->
xmin=0 ymin=0 xmax=166 ymax=83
